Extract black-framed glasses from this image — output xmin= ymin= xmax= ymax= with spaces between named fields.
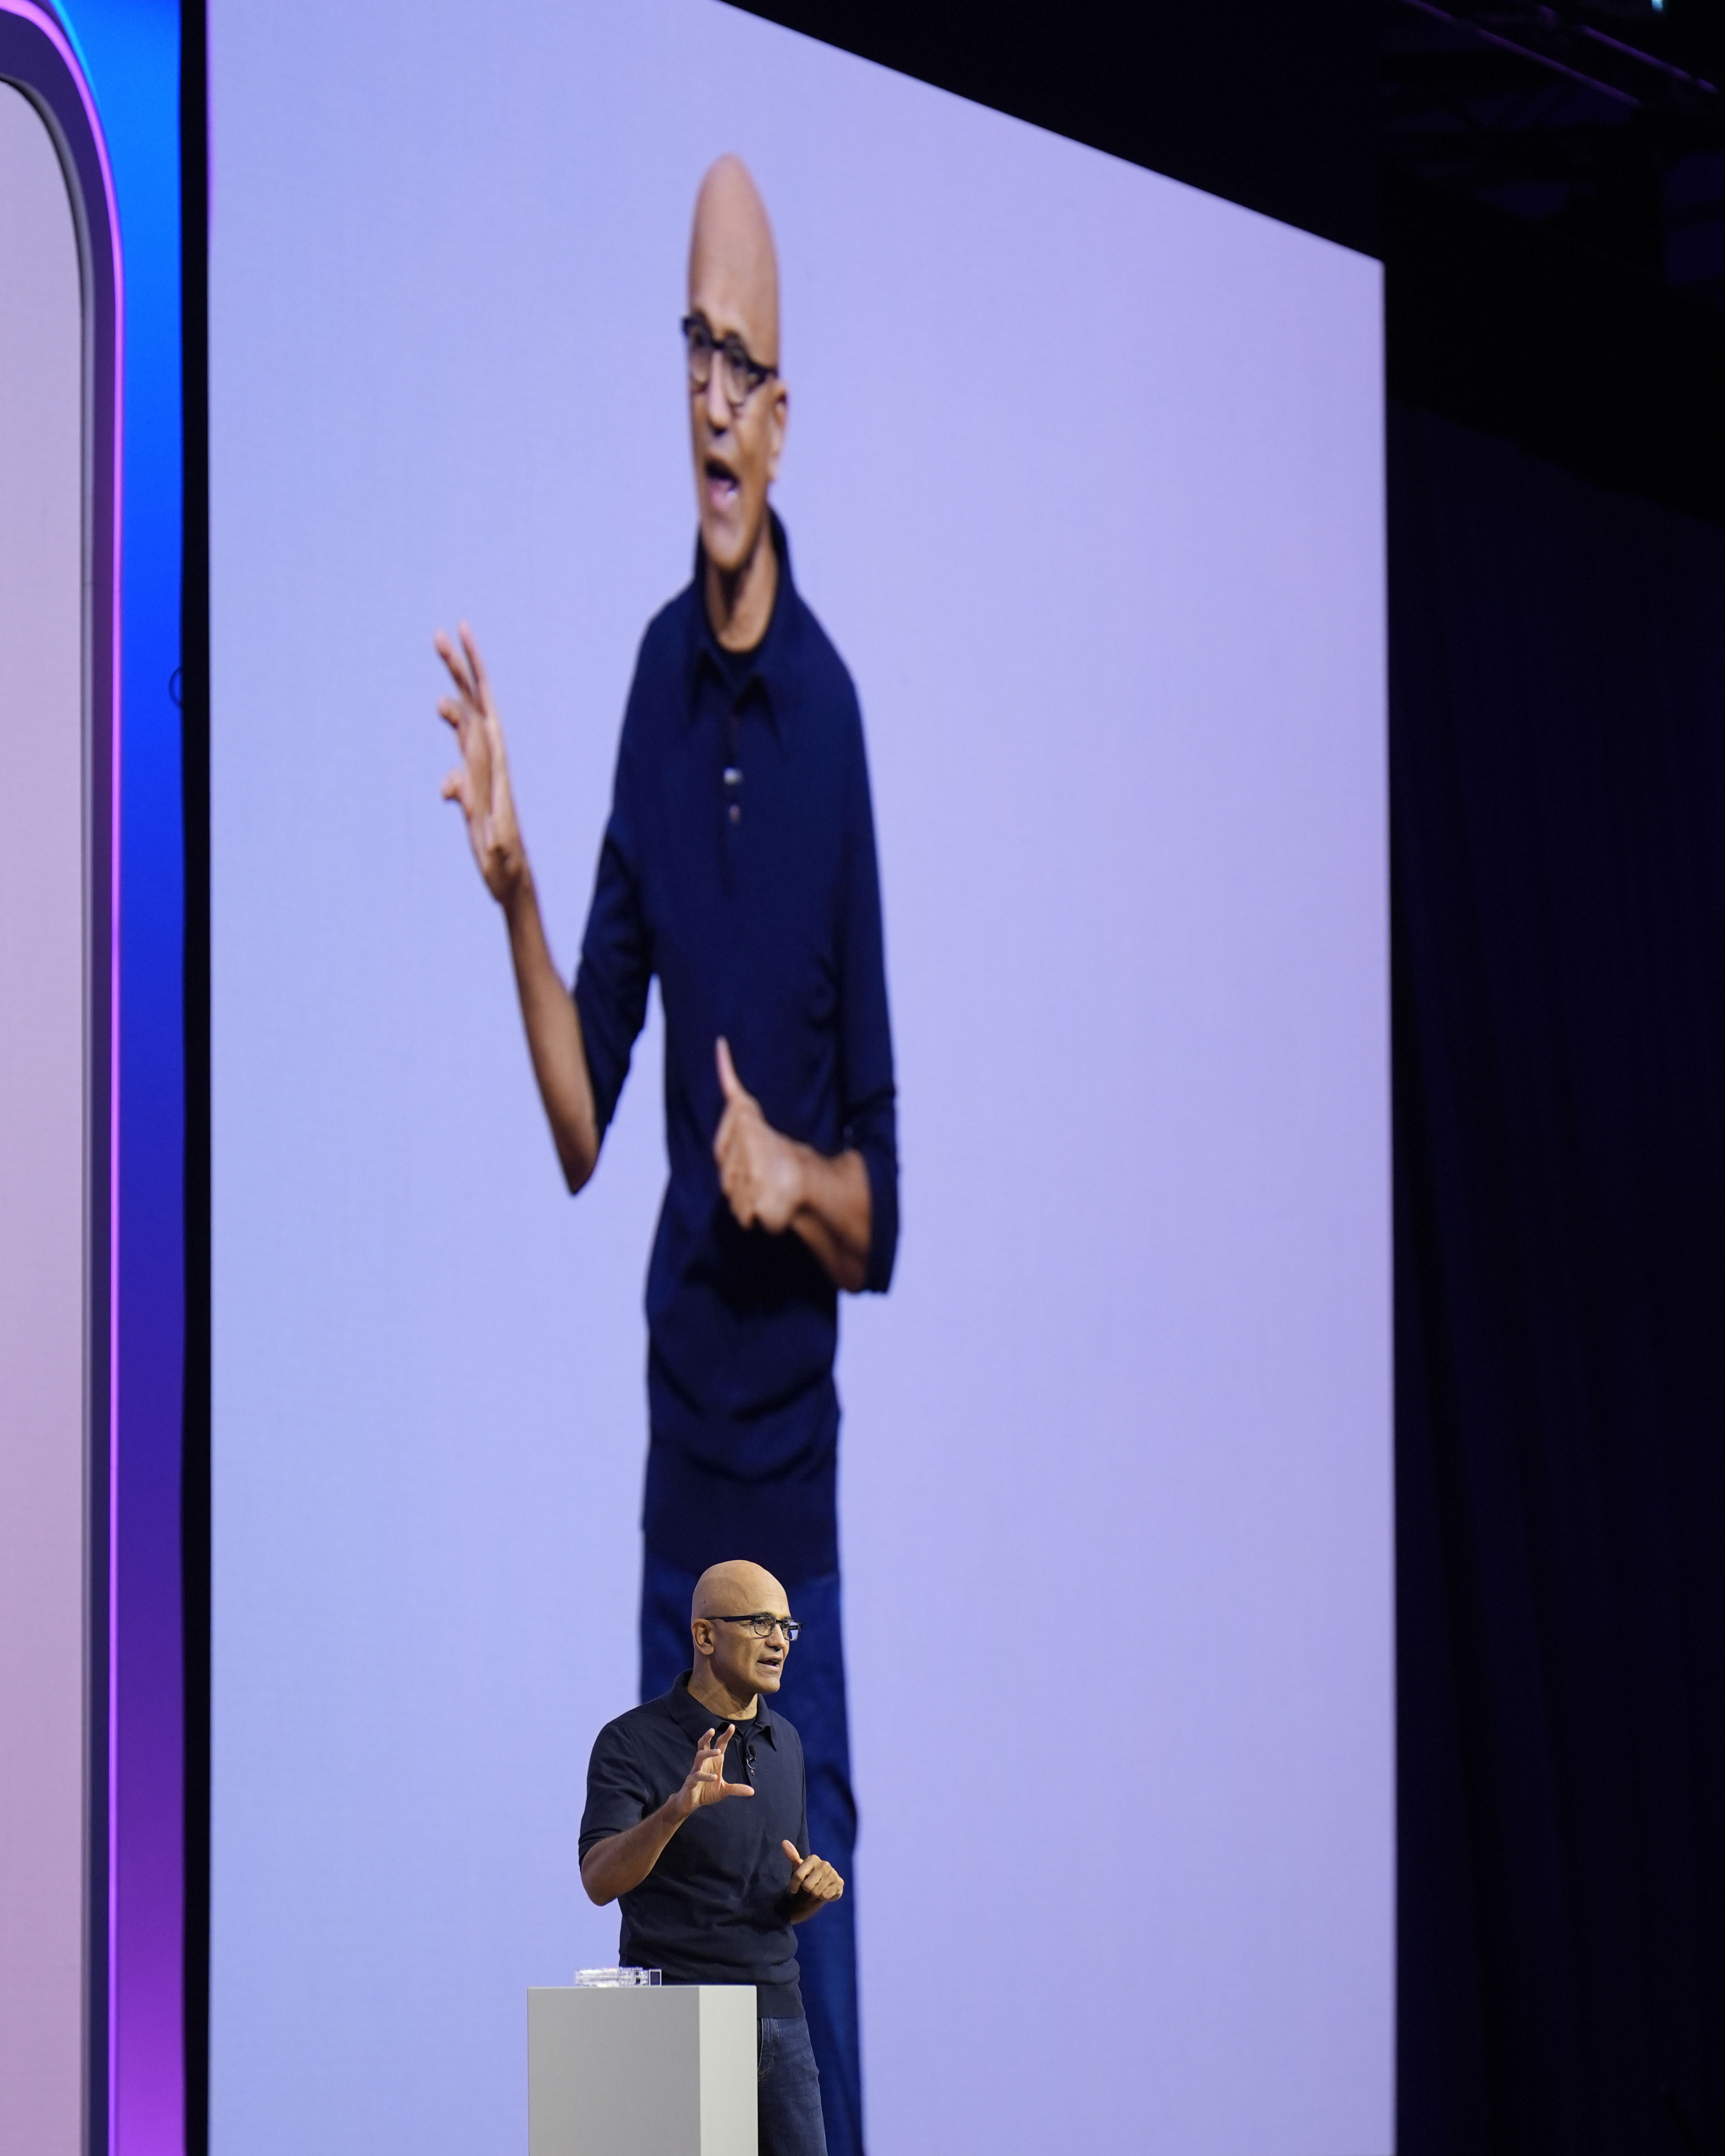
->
xmin=710 ymin=1612 xmax=801 ymax=1643
xmin=682 ymin=313 xmax=778 ymax=410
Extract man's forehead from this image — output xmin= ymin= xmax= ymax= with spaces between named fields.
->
xmin=688 ymin=263 xmax=769 ymax=340
xmin=694 ymin=1559 xmax=787 ymax=1613
xmin=688 ymin=156 xmax=779 ymax=359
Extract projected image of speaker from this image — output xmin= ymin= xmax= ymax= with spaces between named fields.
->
xmin=207 ymin=8 xmax=1389 ymax=2153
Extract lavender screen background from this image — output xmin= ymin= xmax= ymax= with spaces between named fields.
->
xmin=209 ymin=5 xmax=1390 ymax=2151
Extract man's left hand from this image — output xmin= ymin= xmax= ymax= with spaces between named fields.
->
xmin=781 ymin=1837 xmax=844 ymax=1920
xmin=714 ymin=1038 xmax=804 ymax=1233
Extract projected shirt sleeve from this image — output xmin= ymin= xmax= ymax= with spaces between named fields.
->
xmin=572 ymin=700 xmax=652 ymax=1141
xmin=838 ymin=709 xmax=899 ymax=1294
xmin=795 ymin=1751 xmax=809 ymax=1863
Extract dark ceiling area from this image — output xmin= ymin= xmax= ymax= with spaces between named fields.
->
xmin=1381 ymin=0 xmax=1725 ymax=522
xmin=732 ymin=0 xmax=1377 ymax=252
xmin=739 ymin=2 xmax=1725 ymax=519
xmin=1382 ymin=0 xmax=1725 ymax=306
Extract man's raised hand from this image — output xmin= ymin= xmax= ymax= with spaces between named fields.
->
xmin=713 ymin=1037 xmax=804 ymax=1234
xmin=437 ymin=623 xmax=526 ymax=904
xmin=781 ymin=1838 xmax=844 ymax=1918
xmin=677 ymin=1725 xmax=757 ymax=1817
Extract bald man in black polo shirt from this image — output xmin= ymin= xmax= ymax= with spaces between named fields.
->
xmin=580 ymin=1560 xmax=843 ymax=2156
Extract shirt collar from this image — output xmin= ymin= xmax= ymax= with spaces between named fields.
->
xmin=665 ymin=1669 xmax=779 ymax=1745
xmin=683 ymin=509 xmax=797 ymax=753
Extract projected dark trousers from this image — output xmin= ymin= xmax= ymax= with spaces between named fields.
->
xmin=641 ymin=1551 xmax=862 ymax=2156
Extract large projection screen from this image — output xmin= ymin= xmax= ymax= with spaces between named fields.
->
xmin=209 ymin=5 xmax=1390 ymax=2152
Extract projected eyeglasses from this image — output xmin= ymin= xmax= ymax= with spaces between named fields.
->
xmin=682 ymin=314 xmax=779 ymax=410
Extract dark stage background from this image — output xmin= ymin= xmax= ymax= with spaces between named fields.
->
xmin=1391 ymin=404 xmax=1725 ymax=2156
xmin=1386 ymin=6 xmax=1725 ymax=2142
xmin=731 ymin=9 xmax=1725 ymax=2151
xmin=179 ymin=4 xmax=1725 ymax=2149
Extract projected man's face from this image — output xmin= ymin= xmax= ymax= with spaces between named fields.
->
xmin=686 ymin=157 xmax=786 ymax=589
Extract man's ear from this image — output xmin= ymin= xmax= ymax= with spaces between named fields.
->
xmin=766 ymin=380 xmax=788 ymax=485
xmin=691 ymin=1617 xmax=715 ymax=1659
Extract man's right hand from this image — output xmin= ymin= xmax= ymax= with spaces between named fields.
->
xmin=434 ymin=619 xmax=600 ymax=1193
xmin=676 ymin=1725 xmax=757 ymax=1818
xmin=437 ymin=622 xmax=526 ymax=905
xmin=581 ymin=1725 xmax=754 ymax=1907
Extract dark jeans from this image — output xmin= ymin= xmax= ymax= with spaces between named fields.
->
xmin=758 ymin=2014 xmax=828 ymax=2156
xmin=641 ymin=1550 xmax=862 ymax=2156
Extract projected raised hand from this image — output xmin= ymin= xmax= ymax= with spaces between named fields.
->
xmin=434 ymin=621 xmax=598 ymax=1191
xmin=437 ymin=623 xmax=525 ymax=904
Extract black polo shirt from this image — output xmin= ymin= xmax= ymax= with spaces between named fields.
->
xmin=571 ymin=516 xmax=898 ymax=1580
xmin=579 ymin=1673 xmax=810 ymax=2017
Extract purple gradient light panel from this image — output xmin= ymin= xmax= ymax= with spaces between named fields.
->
xmin=66 ymin=0 xmax=190 ymax=2140
xmin=0 ymin=3 xmax=188 ymax=2152
xmin=210 ymin=5 xmax=1388 ymax=2152
xmin=68 ymin=0 xmax=191 ymax=2145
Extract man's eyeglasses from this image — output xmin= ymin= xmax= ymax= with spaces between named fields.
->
xmin=709 ymin=1612 xmax=801 ymax=1643
xmin=682 ymin=314 xmax=778 ymax=411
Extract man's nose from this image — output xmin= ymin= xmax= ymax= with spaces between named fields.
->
xmin=702 ymin=364 xmax=732 ymax=433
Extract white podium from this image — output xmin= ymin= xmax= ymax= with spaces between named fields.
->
xmin=527 ymin=1984 xmax=757 ymax=2155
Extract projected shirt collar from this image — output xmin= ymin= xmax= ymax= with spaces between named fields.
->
xmin=685 ymin=510 xmax=797 ymax=754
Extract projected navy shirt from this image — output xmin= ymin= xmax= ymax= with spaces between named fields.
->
xmin=573 ymin=518 xmax=897 ymax=1577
